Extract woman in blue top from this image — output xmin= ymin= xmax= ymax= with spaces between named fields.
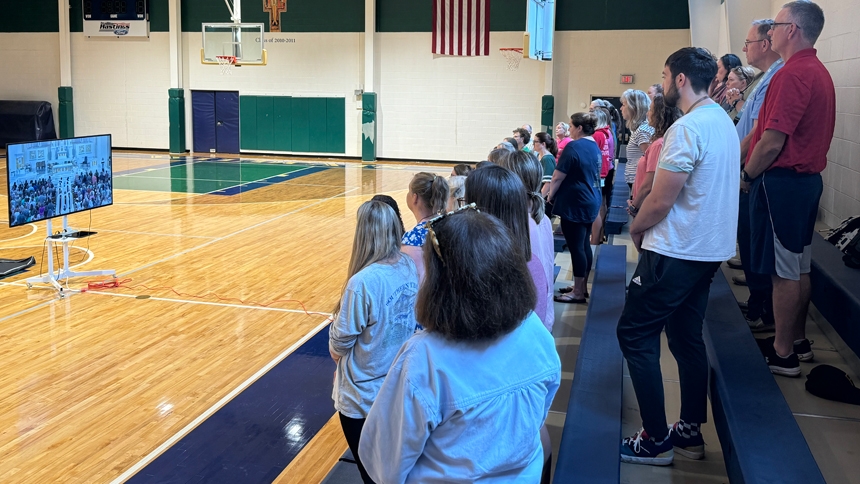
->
xmin=401 ymin=172 xmax=449 ymax=282
xmin=359 ymin=208 xmax=561 ymax=483
xmin=548 ymin=112 xmax=602 ymax=303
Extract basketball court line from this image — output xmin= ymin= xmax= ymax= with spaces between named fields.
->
xmin=118 ymin=186 xmax=359 ymax=278
xmin=92 ymin=229 xmax=218 ymax=239
xmin=0 ymin=223 xmax=38 ymax=242
xmin=109 ymin=316 xmax=333 ymax=484
xmin=80 ymin=289 xmax=331 ymax=316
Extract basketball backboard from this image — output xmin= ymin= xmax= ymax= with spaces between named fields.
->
xmin=201 ymin=23 xmax=267 ymax=66
xmin=525 ymin=0 xmax=555 ymax=61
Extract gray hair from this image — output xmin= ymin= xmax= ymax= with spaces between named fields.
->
xmin=783 ymin=1 xmax=825 ymax=44
xmin=622 ymin=89 xmax=651 ymax=132
xmin=447 ymin=175 xmax=467 ymax=210
xmin=593 ymin=107 xmax=610 ymax=129
xmin=752 ymin=18 xmax=774 ymax=41
xmin=488 ymin=147 xmax=511 ymax=163
xmin=556 ymin=122 xmax=570 ymax=137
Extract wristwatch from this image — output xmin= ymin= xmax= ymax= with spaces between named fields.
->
xmin=741 ymin=169 xmax=753 ymax=183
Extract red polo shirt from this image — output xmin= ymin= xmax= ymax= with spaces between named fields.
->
xmin=747 ymin=48 xmax=835 ymax=174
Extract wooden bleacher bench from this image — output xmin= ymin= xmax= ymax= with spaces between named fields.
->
xmin=703 ymin=272 xmax=826 ymax=484
xmin=554 ymin=245 xmax=626 ymax=484
xmin=810 ymin=232 xmax=860 ymax=358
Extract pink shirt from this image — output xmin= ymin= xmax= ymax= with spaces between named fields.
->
xmin=557 ymin=137 xmax=573 ymax=155
xmin=632 ymin=137 xmax=664 ymax=199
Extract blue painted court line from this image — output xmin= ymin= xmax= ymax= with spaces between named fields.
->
xmin=127 ymin=326 xmax=336 ymax=484
xmin=209 ymin=166 xmax=330 ymax=196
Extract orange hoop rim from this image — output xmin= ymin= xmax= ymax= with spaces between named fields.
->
xmin=215 ymin=55 xmax=237 ymax=64
xmin=499 ymin=47 xmax=523 ymax=52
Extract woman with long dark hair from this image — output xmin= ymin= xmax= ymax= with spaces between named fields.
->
xmin=359 ymin=208 xmax=561 ymax=482
xmin=708 ymin=53 xmax=742 ymax=105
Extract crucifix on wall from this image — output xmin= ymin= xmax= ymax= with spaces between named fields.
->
xmin=263 ymin=0 xmax=288 ymax=32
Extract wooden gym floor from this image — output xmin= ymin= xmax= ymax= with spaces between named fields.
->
xmin=0 ymin=151 xmax=452 ymax=483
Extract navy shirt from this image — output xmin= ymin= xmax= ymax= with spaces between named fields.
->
xmin=553 ymin=138 xmax=602 ymax=223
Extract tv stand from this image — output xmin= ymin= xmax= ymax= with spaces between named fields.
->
xmin=26 ymin=216 xmax=116 ymax=297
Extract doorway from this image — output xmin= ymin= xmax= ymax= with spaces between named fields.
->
xmin=191 ymin=91 xmax=240 ymax=154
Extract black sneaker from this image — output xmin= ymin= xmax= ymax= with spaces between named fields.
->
xmin=746 ymin=315 xmax=775 ymax=333
xmin=794 ymin=339 xmax=814 ymax=362
xmin=737 ymin=299 xmax=749 ymax=310
xmin=668 ymin=422 xmax=705 ymax=460
xmin=620 ymin=428 xmax=674 ymax=466
xmin=759 ymin=341 xmax=801 ymax=377
xmin=732 ymin=275 xmax=748 ymax=286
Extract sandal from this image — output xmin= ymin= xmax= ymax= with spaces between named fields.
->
xmin=554 ymin=293 xmax=587 ymax=304
xmin=559 ymin=287 xmax=589 ymax=298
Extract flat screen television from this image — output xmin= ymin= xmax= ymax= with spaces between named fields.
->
xmin=6 ymin=134 xmax=113 ymax=228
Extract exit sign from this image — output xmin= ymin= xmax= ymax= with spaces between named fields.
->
xmin=620 ymin=74 xmax=635 ymax=84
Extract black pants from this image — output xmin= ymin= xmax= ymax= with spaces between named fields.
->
xmin=339 ymin=413 xmax=375 ymax=484
xmin=616 ymin=250 xmax=719 ymax=440
xmin=738 ymin=189 xmax=773 ymax=317
xmin=560 ymin=219 xmax=593 ymax=278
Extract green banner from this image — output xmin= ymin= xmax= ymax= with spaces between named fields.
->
xmin=362 ymin=92 xmax=377 ymax=161
xmin=58 ymin=86 xmax=74 ymax=139
xmin=168 ymin=88 xmax=187 ymax=154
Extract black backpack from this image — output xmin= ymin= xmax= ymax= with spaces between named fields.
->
xmin=805 ymin=364 xmax=860 ymax=405
xmin=825 ymin=216 xmax=860 ymax=268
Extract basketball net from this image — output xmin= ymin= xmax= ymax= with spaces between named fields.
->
xmin=500 ymin=48 xmax=524 ymax=71
xmin=216 ymin=55 xmax=237 ymax=75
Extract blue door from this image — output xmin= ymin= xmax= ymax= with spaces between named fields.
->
xmin=191 ymin=91 xmax=239 ymax=154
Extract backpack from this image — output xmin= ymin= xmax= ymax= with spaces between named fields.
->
xmin=805 ymin=364 xmax=860 ymax=405
xmin=825 ymin=216 xmax=860 ymax=268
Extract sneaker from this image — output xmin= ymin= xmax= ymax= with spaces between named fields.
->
xmin=727 ymin=258 xmax=743 ymax=269
xmin=746 ymin=316 xmax=775 ymax=333
xmin=794 ymin=339 xmax=815 ymax=362
xmin=620 ymin=428 xmax=674 ymax=466
xmin=737 ymin=299 xmax=749 ymax=310
xmin=668 ymin=422 xmax=705 ymax=460
xmin=759 ymin=341 xmax=801 ymax=377
xmin=732 ymin=275 xmax=748 ymax=286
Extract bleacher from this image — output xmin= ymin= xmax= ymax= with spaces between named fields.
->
xmin=554 ymin=245 xmax=627 ymax=483
xmin=703 ymin=272 xmax=826 ymax=484
xmin=810 ymin=232 xmax=860 ymax=358
xmin=605 ymin=166 xmax=630 ymax=238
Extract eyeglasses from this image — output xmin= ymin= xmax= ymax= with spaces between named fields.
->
xmin=426 ymin=203 xmax=479 ymax=264
xmin=771 ymin=22 xmax=800 ymax=30
xmin=743 ymin=39 xmax=766 ymax=46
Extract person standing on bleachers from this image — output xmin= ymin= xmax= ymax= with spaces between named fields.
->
xmin=617 ymin=47 xmax=740 ymax=466
xmin=743 ymin=1 xmax=834 ymax=377
xmin=735 ymin=18 xmax=784 ymax=333
xmin=329 ymin=200 xmax=421 ymax=484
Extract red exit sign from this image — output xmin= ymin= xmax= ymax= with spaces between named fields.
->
xmin=620 ymin=74 xmax=635 ymax=84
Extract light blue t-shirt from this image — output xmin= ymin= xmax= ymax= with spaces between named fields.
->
xmin=359 ymin=312 xmax=561 ymax=483
xmin=329 ymin=254 xmax=419 ymax=418
xmin=736 ymin=59 xmax=784 ymax=140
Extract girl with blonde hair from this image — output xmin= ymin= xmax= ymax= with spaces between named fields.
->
xmin=329 ymin=200 xmax=420 ymax=484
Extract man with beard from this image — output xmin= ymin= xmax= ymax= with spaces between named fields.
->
xmin=616 ymin=47 xmax=740 ymax=466
xmin=734 ymin=19 xmax=784 ymax=332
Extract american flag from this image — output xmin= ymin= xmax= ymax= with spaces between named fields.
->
xmin=432 ymin=0 xmax=490 ymax=56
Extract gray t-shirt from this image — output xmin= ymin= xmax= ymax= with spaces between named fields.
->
xmin=329 ymin=254 xmax=419 ymax=418
xmin=642 ymin=103 xmax=740 ymax=262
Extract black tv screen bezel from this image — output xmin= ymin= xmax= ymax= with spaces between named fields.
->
xmin=6 ymin=134 xmax=113 ymax=228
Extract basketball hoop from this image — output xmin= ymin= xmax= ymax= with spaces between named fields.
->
xmin=216 ymin=55 xmax=237 ymax=75
xmin=500 ymin=48 xmax=524 ymax=71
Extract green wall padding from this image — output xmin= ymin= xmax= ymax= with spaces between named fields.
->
xmin=362 ymin=92 xmax=376 ymax=161
xmin=256 ymin=96 xmax=275 ymax=150
xmin=556 ymin=0 xmax=690 ymax=30
xmin=377 ymin=0 xmax=526 ymax=32
xmin=182 ymin=0 xmax=362 ymax=32
xmin=541 ymin=95 xmax=554 ymax=131
xmin=272 ymin=96 xmax=292 ymax=151
xmin=239 ymin=95 xmax=345 ymax=153
xmin=240 ymin=96 xmax=257 ymax=149
xmin=168 ymin=88 xmax=186 ymax=153
xmin=290 ymin=97 xmax=310 ymax=152
xmin=326 ymin=98 xmax=346 ymax=154
xmin=58 ymin=86 xmax=75 ymax=139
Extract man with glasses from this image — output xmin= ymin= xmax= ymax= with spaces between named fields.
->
xmin=734 ymin=19 xmax=784 ymax=334
xmin=743 ymin=0 xmax=835 ymax=377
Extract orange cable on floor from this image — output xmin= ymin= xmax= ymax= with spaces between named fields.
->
xmin=83 ymin=278 xmax=326 ymax=317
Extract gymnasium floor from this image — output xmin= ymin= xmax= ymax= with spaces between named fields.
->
xmin=0 ymin=151 xmax=450 ymax=483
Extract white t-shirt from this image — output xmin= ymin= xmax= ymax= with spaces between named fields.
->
xmin=642 ymin=103 xmax=739 ymax=262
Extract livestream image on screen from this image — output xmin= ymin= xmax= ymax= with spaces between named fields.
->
xmin=6 ymin=135 xmax=113 ymax=228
